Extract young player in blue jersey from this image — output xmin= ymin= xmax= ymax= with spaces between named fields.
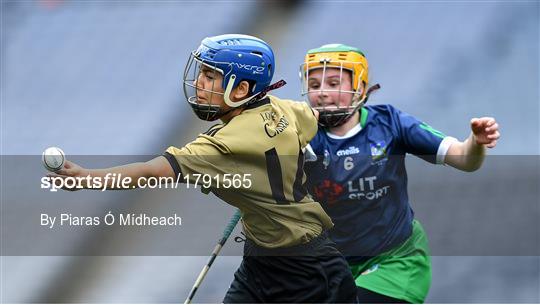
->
xmin=300 ymin=44 xmax=500 ymax=303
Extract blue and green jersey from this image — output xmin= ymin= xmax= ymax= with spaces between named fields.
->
xmin=305 ymin=104 xmax=453 ymax=264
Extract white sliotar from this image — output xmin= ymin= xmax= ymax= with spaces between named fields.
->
xmin=42 ymin=147 xmax=65 ymax=172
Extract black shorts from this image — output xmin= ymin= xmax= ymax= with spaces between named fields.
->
xmin=223 ymin=233 xmax=358 ymax=303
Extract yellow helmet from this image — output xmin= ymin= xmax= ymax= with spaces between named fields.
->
xmin=300 ymin=44 xmax=380 ymax=128
xmin=301 ymin=43 xmax=368 ymax=95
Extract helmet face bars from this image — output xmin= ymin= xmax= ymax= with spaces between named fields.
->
xmin=183 ymin=34 xmax=276 ymax=121
xmin=300 ymin=44 xmax=371 ymax=128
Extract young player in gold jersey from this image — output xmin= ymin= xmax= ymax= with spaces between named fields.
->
xmin=50 ymin=35 xmax=357 ymax=303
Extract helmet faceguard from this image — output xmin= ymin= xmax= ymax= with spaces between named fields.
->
xmin=183 ymin=53 xmax=233 ymax=121
xmin=300 ymin=44 xmax=378 ymax=128
xmin=183 ymin=34 xmax=276 ymax=121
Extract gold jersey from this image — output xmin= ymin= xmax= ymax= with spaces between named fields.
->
xmin=165 ymin=95 xmax=333 ymax=248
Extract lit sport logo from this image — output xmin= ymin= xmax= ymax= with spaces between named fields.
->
xmin=347 ymin=176 xmax=390 ymax=200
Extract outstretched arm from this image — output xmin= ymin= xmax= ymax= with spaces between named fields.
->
xmin=52 ymin=156 xmax=175 ymax=190
xmin=444 ymin=117 xmax=500 ymax=172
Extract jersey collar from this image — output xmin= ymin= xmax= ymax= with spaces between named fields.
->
xmin=360 ymin=107 xmax=368 ymax=128
xmin=244 ymin=97 xmax=271 ymax=110
xmin=326 ymin=108 xmax=368 ymax=140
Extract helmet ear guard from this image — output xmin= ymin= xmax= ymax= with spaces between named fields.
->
xmin=223 ymin=74 xmax=255 ymax=107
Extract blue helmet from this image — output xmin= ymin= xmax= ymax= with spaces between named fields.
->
xmin=183 ymin=34 xmax=276 ymax=120
xmin=198 ymin=34 xmax=274 ymax=95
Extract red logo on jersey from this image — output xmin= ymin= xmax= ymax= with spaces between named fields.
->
xmin=314 ymin=179 xmax=344 ymax=205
